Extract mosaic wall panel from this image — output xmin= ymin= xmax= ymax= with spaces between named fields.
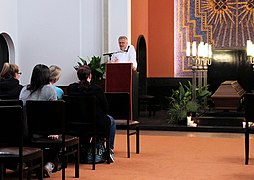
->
xmin=174 ymin=0 xmax=254 ymax=77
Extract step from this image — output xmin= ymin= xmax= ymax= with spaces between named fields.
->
xmin=194 ymin=116 xmax=244 ymax=127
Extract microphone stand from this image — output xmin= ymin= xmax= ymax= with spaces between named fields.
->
xmin=103 ymin=50 xmax=124 ymax=62
xmin=103 ymin=52 xmax=114 ymax=62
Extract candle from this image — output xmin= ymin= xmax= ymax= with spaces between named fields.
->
xmin=208 ymin=44 xmax=212 ymax=58
xmin=247 ymin=40 xmax=252 ymax=56
xmin=186 ymin=42 xmax=191 ymax=56
xmin=199 ymin=42 xmax=204 ymax=57
xmin=187 ymin=116 xmax=192 ymax=126
xmin=198 ymin=42 xmax=202 ymax=57
xmin=251 ymin=44 xmax=254 ymax=58
xmin=192 ymin=41 xmax=196 ymax=56
xmin=204 ymin=43 xmax=209 ymax=58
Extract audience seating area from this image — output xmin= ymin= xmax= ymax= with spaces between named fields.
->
xmin=0 ymin=92 xmax=136 ymax=179
xmin=63 ymin=95 xmax=111 ymax=170
xmin=26 ymin=100 xmax=80 ymax=180
xmin=0 ymin=105 xmax=43 ymax=180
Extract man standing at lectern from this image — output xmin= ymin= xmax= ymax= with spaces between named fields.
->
xmin=112 ymin=36 xmax=137 ymax=71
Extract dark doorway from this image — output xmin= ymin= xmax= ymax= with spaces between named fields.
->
xmin=136 ymin=35 xmax=147 ymax=96
xmin=0 ymin=34 xmax=9 ymax=70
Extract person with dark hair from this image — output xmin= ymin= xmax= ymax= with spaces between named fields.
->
xmin=67 ymin=65 xmax=116 ymax=162
xmin=19 ymin=64 xmax=59 ymax=177
xmin=19 ymin=64 xmax=57 ymax=103
xmin=0 ymin=62 xmax=23 ymax=99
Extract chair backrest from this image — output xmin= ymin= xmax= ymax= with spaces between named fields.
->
xmin=244 ymin=93 xmax=254 ymax=122
xmin=0 ymin=105 xmax=23 ymax=147
xmin=104 ymin=92 xmax=130 ymax=120
xmin=63 ymin=95 xmax=96 ymax=136
xmin=0 ymin=99 xmax=23 ymax=107
xmin=26 ymin=100 xmax=65 ymax=136
xmin=0 ymin=95 xmax=19 ymax=100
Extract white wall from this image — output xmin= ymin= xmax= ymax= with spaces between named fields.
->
xmin=108 ymin=0 xmax=131 ymax=52
xmin=18 ymin=0 xmax=103 ymax=86
xmin=0 ymin=0 xmax=18 ymax=63
xmin=0 ymin=0 xmax=130 ymax=86
xmin=81 ymin=0 xmax=102 ymax=58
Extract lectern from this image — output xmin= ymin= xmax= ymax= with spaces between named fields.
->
xmin=105 ymin=63 xmax=140 ymax=158
xmin=105 ymin=63 xmax=138 ymax=120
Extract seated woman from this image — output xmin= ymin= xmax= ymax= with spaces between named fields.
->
xmin=49 ymin=65 xmax=64 ymax=100
xmin=0 ymin=62 xmax=23 ymax=99
xmin=67 ymin=65 xmax=116 ymax=162
xmin=19 ymin=64 xmax=60 ymax=177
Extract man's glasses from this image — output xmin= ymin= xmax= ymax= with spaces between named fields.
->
xmin=17 ymin=72 xmax=22 ymax=75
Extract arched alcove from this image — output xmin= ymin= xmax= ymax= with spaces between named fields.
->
xmin=136 ymin=35 xmax=147 ymax=96
xmin=0 ymin=34 xmax=9 ymax=70
xmin=0 ymin=33 xmax=15 ymax=70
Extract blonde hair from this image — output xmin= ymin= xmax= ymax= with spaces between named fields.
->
xmin=49 ymin=65 xmax=61 ymax=83
xmin=0 ymin=62 xmax=19 ymax=79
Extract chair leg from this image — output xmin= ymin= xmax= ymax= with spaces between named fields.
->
xmin=127 ymin=129 xmax=130 ymax=158
xmin=27 ymin=169 xmax=31 ymax=180
xmin=148 ymin=103 xmax=152 ymax=117
xmin=75 ymin=143 xmax=79 ymax=178
xmin=106 ymin=137 xmax=110 ymax=164
xmin=18 ymin=161 xmax=23 ymax=180
xmin=38 ymin=156 xmax=43 ymax=180
xmin=0 ymin=163 xmax=4 ymax=180
xmin=92 ymin=137 xmax=96 ymax=170
xmin=245 ymin=131 xmax=250 ymax=165
xmin=138 ymin=100 xmax=141 ymax=117
xmin=62 ymin=148 xmax=66 ymax=180
xmin=136 ymin=127 xmax=140 ymax=154
xmin=62 ymin=165 xmax=65 ymax=180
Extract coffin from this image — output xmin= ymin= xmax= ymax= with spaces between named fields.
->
xmin=211 ymin=81 xmax=245 ymax=111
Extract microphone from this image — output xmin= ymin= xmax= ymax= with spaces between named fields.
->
xmin=125 ymin=46 xmax=130 ymax=52
xmin=103 ymin=52 xmax=114 ymax=56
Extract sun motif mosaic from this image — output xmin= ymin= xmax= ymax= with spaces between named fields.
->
xmin=175 ymin=0 xmax=254 ymax=77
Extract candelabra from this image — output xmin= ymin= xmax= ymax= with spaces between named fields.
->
xmin=246 ymin=40 xmax=254 ymax=70
xmin=186 ymin=41 xmax=212 ymax=102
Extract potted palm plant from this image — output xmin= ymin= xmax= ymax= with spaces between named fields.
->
xmin=166 ymin=81 xmax=211 ymax=125
xmin=74 ymin=56 xmax=106 ymax=85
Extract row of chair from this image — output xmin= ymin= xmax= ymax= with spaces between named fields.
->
xmin=0 ymin=105 xmax=44 ymax=180
xmin=0 ymin=92 xmax=140 ymax=179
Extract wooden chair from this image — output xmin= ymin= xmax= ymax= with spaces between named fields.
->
xmin=63 ymin=95 xmax=110 ymax=170
xmin=26 ymin=100 xmax=79 ymax=180
xmin=105 ymin=92 xmax=140 ymax=158
xmin=138 ymin=95 xmax=156 ymax=117
xmin=0 ymin=99 xmax=23 ymax=106
xmin=0 ymin=105 xmax=43 ymax=180
xmin=0 ymin=95 xmax=20 ymax=100
xmin=243 ymin=93 xmax=254 ymax=165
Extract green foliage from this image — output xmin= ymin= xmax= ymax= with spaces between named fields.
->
xmin=196 ymin=85 xmax=212 ymax=110
xmin=74 ymin=56 xmax=105 ymax=82
xmin=186 ymin=101 xmax=200 ymax=113
xmin=166 ymin=81 xmax=211 ymax=124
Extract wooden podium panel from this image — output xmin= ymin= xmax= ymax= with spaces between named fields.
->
xmin=105 ymin=63 xmax=132 ymax=93
xmin=105 ymin=63 xmax=134 ymax=120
